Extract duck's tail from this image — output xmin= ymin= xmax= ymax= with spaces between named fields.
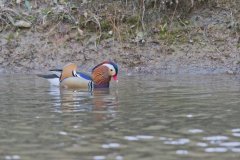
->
xmin=37 ymin=74 xmax=60 ymax=86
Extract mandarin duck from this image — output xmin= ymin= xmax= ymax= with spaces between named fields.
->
xmin=38 ymin=61 xmax=118 ymax=90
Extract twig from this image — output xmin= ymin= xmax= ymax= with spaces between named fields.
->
xmin=141 ymin=0 xmax=145 ymax=31
xmin=44 ymin=21 xmax=61 ymax=37
xmin=108 ymin=12 xmax=121 ymax=42
xmin=191 ymin=0 xmax=194 ymax=8
xmin=169 ymin=1 xmax=178 ymax=32
xmin=1 ymin=7 xmax=21 ymax=17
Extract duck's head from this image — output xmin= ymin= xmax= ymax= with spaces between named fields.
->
xmin=92 ymin=61 xmax=118 ymax=81
xmin=92 ymin=61 xmax=118 ymax=88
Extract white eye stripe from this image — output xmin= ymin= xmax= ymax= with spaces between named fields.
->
xmin=103 ymin=64 xmax=115 ymax=72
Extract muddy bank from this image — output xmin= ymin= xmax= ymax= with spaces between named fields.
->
xmin=0 ymin=8 xmax=239 ymax=75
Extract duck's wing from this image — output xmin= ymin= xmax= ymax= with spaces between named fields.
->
xmin=60 ymin=71 xmax=92 ymax=90
xmin=76 ymin=72 xmax=92 ymax=81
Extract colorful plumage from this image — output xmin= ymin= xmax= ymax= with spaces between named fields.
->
xmin=38 ymin=61 xmax=118 ymax=90
xmin=59 ymin=63 xmax=91 ymax=89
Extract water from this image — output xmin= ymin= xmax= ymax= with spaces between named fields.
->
xmin=0 ymin=74 xmax=240 ymax=160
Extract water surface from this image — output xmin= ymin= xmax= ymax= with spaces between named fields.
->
xmin=0 ymin=74 xmax=240 ymax=160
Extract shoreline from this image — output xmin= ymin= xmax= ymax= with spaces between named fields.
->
xmin=0 ymin=4 xmax=239 ymax=75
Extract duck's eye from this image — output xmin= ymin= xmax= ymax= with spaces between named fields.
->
xmin=110 ymin=69 xmax=113 ymax=71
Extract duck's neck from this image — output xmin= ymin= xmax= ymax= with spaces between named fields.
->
xmin=92 ymin=66 xmax=111 ymax=88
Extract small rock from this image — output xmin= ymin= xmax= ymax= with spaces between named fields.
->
xmin=233 ymin=60 xmax=240 ymax=65
xmin=189 ymin=39 xmax=193 ymax=44
xmin=59 ymin=0 xmax=66 ymax=4
xmin=130 ymin=25 xmax=135 ymax=29
xmin=0 ymin=0 xmax=4 ymax=7
xmin=136 ymin=31 xmax=144 ymax=38
xmin=82 ymin=0 xmax=88 ymax=4
xmin=108 ymin=30 xmax=113 ymax=35
xmin=14 ymin=20 xmax=31 ymax=28
xmin=226 ymin=70 xmax=235 ymax=75
xmin=16 ymin=0 xmax=22 ymax=4
xmin=0 ymin=57 xmax=4 ymax=64
xmin=135 ymin=31 xmax=146 ymax=43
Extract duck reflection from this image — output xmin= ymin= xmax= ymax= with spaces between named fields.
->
xmin=49 ymin=86 xmax=118 ymax=120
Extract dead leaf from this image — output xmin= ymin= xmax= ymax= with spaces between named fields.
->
xmin=77 ymin=28 xmax=84 ymax=36
xmin=14 ymin=20 xmax=31 ymax=28
xmin=84 ymin=12 xmax=88 ymax=18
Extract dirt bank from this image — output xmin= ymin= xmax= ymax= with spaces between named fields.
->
xmin=0 ymin=1 xmax=239 ymax=75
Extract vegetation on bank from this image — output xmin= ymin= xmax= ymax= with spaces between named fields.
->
xmin=0 ymin=0 xmax=239 ymax=45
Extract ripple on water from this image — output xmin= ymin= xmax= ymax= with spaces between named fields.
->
xmin=231 ymin=128 xmax=240 ymax=133
xmin=196 ymin=142 xmax=208 ymax=147
xmin=188 ymin=129 xmax=204 ymax=134
xmin=186 ymin=114 xmax=194 ymax=118
xmin=58 ymin=131 xmax=68 ymax=136
xmin=102 ymin=143 xmax=121 ymax=149
xmin=93 ymin=156 xmax=106 ymax=160
xmin=124 ymin=136 xmax=138 ymax=141
xmin=164 ymin=138 xmax=190 ymax=145
xmin=232 ymin=133 xmax=240 ymax=137
xmin=203 ymin=136 xmax=229 ymax=141
xmin=176 ymin=150 xmax=189 ymax=155
xmin=159 ymin=137 xmax=173 ymax=141
xmin=5 ymin=155 xmax=21 ymax=160
xmin=219 ymin=142 xmax=240 ymax=148
xmin=124 ymin=135 xmax=154 ymax=141
xmin=136 ymin=135 xmax=154 ymax=140
xmin=93 ymin=155 xmax=123 ymax=160
xmin=115 ymin=156 xmax=123 ymax=160
xmin=205 ymin=147 xmax=228 ymax=153
xmin=231 ymin=128 xmax=240 ymax=137
xmin=231 ymin=148 xmax=240 ymax=153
